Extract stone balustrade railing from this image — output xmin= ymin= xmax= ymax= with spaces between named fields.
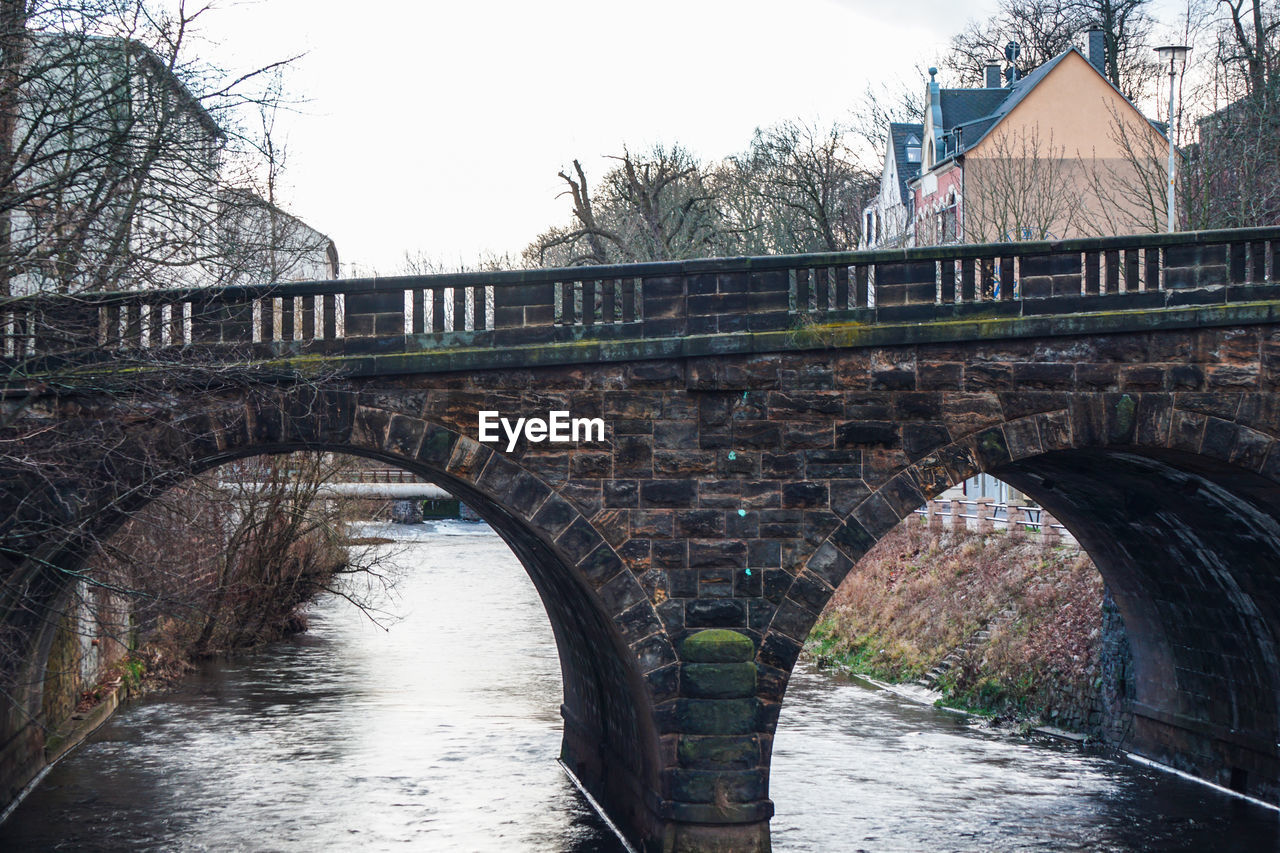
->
xmin=4 ymin=225 xmax=1280 ymax=370
xmin=913 ymin=498 xmax=1075 ymax=543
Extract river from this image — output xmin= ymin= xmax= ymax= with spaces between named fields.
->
xmin=1 ymin=520 xmax=1276 ymax=851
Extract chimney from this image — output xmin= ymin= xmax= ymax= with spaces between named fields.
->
xmin=1087 ymin=27 xmax=1105 ymax=74
xmin=985 ymin=60 xmax=1001 ymax=88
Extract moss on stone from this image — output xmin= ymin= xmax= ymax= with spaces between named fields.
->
xmin=675 ymin=698 xmax=759 ymax=735
xmin=683 ymin=662 xmax=757 ymax=699
xmin=682 ymin=629 xmax=755 ymax=663
xmin=677 ymin=734 xmax=760 ymax=769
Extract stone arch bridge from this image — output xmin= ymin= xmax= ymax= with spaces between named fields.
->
xmin=3 ymin=227 xmax=1280 ymax=851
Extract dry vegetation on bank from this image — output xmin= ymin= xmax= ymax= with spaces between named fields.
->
xmin=69 ymin=454 xmax=392 ymax=692
xmin=807 ymin=518 xmax=1107 ymax=721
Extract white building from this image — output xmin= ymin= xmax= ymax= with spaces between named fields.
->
xmin=860 ymin=122 xmax=921 ymax=249
xmin=3 ymin=34 xmax=334 ymax=296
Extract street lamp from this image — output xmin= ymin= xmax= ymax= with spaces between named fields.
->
xmin=1155 ymin=44 xmax=1190 ymax=232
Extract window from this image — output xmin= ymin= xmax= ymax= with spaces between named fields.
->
xmin=940 ymin=192 xmax=958 ymax=243
xmin=905 ymin=135 xmax=921 ymax=163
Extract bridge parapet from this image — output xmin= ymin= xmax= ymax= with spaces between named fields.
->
xmin=4 ymin=227 xmax=1280 ymax=376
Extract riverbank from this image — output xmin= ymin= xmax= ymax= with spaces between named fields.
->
xmin=804 ymin=518 xmax=1132 ymax=740
xmin=7 ymin=521 xmax=1271 ymax=853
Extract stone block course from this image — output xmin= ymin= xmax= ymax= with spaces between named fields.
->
xmin=26 ymin=299 xmax=1280 ymax=848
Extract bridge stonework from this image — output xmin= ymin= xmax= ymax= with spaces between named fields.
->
xmin=7 ymin=321 xmax=1280 ymax=851
xmin=6 ymin=228 xmax=1280 ymax=850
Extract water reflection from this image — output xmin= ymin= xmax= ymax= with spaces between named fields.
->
xmin=1 ymin=521 xmax=1276 ymax=851
xmin=771 ymin=664 xmax=1280 ymax=851
xmin=0 ymin=521 xmax=622 ymax=852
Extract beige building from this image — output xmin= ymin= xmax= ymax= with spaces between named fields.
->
xmin=865 ymin=32 xmax=1171 ymax=249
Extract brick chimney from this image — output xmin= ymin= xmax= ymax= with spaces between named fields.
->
xmin=1087 ymin=27 xmax=1105 ymax=74
xmin=985 ymin=60 xmax=1002 ymax=88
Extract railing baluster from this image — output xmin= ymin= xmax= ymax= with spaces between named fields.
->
xmin=835 ymin=265 xmax=849 ymax=310
xmin=1084 ymin=251 xmax=1101 ymax=295
xmin=1124 ymin=248 xmax=1140 ymax=292
xmin=301 ymin=294 xmax=316 ymax=339
xmin=940 ymin=260 xmax=955 ymax=303
xmin=1104 ymin=249 xmax=1120 ymax=294
xmin=146 ymin=305 xmax=162 ymax=347
xmin=411 ymin=290 xmax=425 ymax=334
xmin=432 ymin=287 xmax=447 ymax=332
xmin=280 ymin=295 xmax=295 ymax=341
xmin=258 ymin=297 xmax=273 ymax=341
xmin=622 ymin=278 xmax=637 ymax=322
xmin=1230 ymin=242 xmax=1247 ymax=284
xmin=582 ymin=279 xmax=596 ymax=326
xmin=102 ymin=304 xmax=120 ymax=347
xmin=601 ymin=279 xmax=616 ymax=324
xmin=322 ymin=294 xmax=337 ymax=339
xmin=453 ymin=284 xmax=467 ymax=332
xmin=471 ymin=285 xmax=485 ymax=331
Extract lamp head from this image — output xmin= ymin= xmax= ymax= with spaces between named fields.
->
xmin=1154 ymin=44 xmax=1191 ymax=68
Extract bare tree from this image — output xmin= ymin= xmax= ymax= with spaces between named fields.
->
xmin=715 ymin=119 xmax=875 ymax=255
xmin=1216 ymin=0 xmax=1279 ymax=98
xmin=0 ymin=0 xmax=350 ymax=768
xmin=526 ymin=145 xmax=720 ymax=266
xmin=847 ymin=74 xmax=927 ymax=158
xmin=944 ymin=0 xmax=1085 ymax=86
xmin=943 ymin=0 xmax=1158 ymax=100
xmin=0 ymin=0 xmax=313 ymax=298
xmin=1082 ymin=102 xmax=1170 ymax=234
xmin=962 ymin=125 xmax=1090 ymax=242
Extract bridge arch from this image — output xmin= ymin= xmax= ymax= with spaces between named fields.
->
xmin=9 ymin=389 xmax=675 ymax=848
xmin=772 ymin=399 xmax=1280 ymax=806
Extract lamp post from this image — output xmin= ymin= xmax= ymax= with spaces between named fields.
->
xmin=1155 ymin=44 xmax=1190 ymax=232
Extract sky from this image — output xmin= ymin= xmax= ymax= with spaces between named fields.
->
xmin=187 ymin=0 xmax=1017 ymax=275
xmin=184 ymin=0 xmax=1192 ymax=276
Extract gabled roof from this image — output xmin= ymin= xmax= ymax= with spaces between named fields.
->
xmin=938 ymin=87 xmax=1010 ymax=133
xmin=889 ymin=122 xmax=923 ymax=205
xmin=951 ymin=49 xmax=1073 ymax=152
xmin=930 ymin=47 xmax=1155 ymax=166
xmin=31 ymin=33 xmax=225 ymax=142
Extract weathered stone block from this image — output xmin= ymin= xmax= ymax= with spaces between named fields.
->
xmin=677 ymin=734 xmax=761 ymax=769
xmin=674 ymin=698 xmax=760 ymax=735
xmin=685 ymin=598 xmax=748 ymax=628
xmin=681 ymin=629 xmax=755 ymax=663
xmin=683 ymin=662 xmax=757 ymax=699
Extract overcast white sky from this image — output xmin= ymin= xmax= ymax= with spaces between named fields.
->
xmin=191 ymin=0 xmax=1188 ymax=275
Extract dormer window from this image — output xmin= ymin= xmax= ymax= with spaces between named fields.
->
xmin=905 ymin=136 xmax=921 ymax=163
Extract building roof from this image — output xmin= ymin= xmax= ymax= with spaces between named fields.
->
xmin=889 ymin=121 xmax=923 ymax=205
xmin=938 ymin=87 xmax=1010 ymax=134
xmin=933 ymin=48 xmax=1159 ymax=164
xmin=33 ymin=33 xmax=225 ymax=143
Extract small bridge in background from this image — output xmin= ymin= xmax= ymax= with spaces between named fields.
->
xmin=4 ymin=226 xmax=1280 ymax=852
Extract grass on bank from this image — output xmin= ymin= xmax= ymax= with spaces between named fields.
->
xmin=805 ymin=518 xmax=1104 ymax=722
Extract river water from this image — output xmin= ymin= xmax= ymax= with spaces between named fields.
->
xmin=1 ymin=521 xmax=1277 ymax=852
